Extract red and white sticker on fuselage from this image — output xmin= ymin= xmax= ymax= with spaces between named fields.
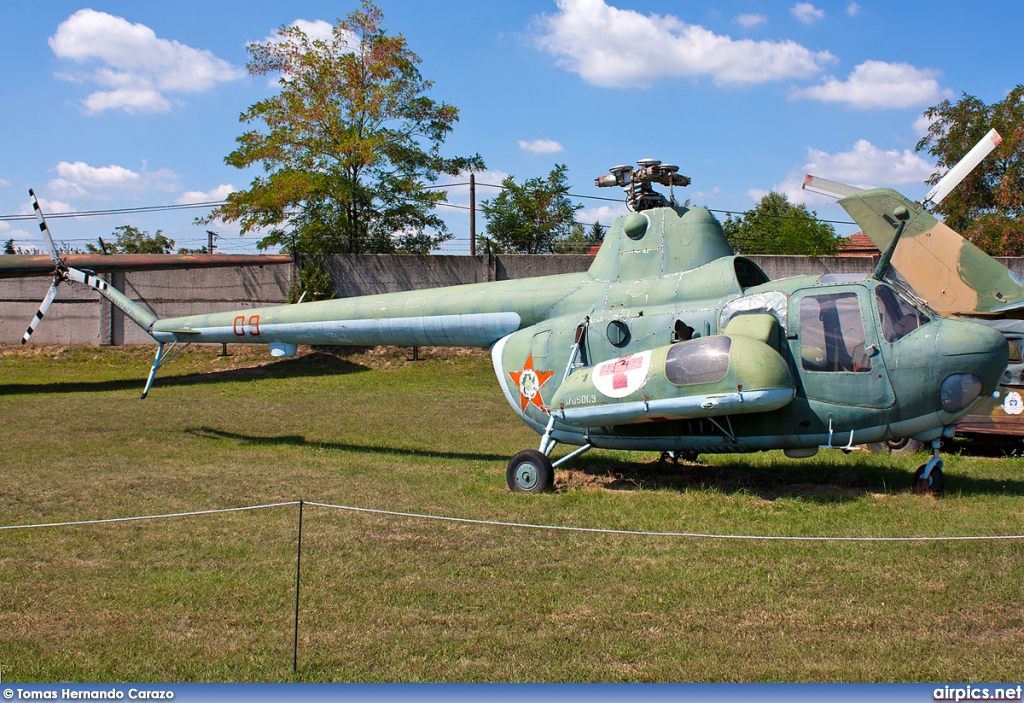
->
xmin=593 ymin=350 xmax=652 ymax=399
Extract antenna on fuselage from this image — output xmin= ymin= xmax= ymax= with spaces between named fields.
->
xmin=596 ymin=159 xmax=691 ymax=212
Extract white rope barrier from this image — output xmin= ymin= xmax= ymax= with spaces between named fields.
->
xmin=0 ymin=501 xmax=299 ymax=531
xmin=3 ymin=499 xmax=1023 ymax=542
xmin=309 ymin=501 xmax=1024 ymax=542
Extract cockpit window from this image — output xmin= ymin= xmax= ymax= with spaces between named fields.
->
xmin=875 ymin=285 xmax=929 ymax=343
xmin=799 ymin=292 xmax=871 ymax=372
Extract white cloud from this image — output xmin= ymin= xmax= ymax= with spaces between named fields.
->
xmin=805 ymin=140 xmax=934 ymax=186
xmin=518 ymin=139 xmax=564 ymax=154
xmin=21 ymin=198 xmax=75 ymax=215
xmin=533 ymin=0 xmax=835 ymax=88
xmin=579 ymin=204 xmax=627 ymax=227
xmin=846 ymin=3 xmax=862 ymax=17
xmin=177 ymin=184 xmax=236 ymax=204
xmin=770 ymin=139 xmax=935 ymax=206
xmin=83 ymin=87 xmax=171 ymax=114
xmin=0 ymin=178 xmax=11 ymax=187
xmin=736 ymin=14 xmax=767 ymax=28
xmin=747 ymin=188 xmax=770 ymax=204
xmin=44 ymin=160 xmax=180 ymax=200
xmin=49 ymin=9 xmax=245 ymax=114
xmin=280 ymin=19 xmax=335 ymax=43
xmin=0 ymin=221 xmax=38 ymax=253
xmin=259 ymin=19 xmax=357 ymax=86
xmin=791 ymin=60 xmax=952 ymax=109
xmin=55 ymin=161 xmax=141 ymax=188
xmin=912 ymin=112 xmax=937 ymax=137
xmin=791 ymin=3 xmax=825 ymax=24
xmin=46 ymin=178 xmax=89 ymax=199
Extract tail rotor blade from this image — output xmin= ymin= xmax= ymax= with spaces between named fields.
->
xmin=21 ymin=278 xmax=60 ymax=344
xmin=29 ymin=188 xmax=60 ymax=264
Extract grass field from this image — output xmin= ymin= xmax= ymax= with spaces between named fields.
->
xmin=2 ymin=343 xmax=1024 ymax=682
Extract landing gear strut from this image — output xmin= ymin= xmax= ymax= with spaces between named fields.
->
xmin=912 ymin=439 xmax=945 ymax=495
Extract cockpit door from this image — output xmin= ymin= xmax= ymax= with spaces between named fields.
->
xmin=788 ymin=286 xmax=895 ymax=409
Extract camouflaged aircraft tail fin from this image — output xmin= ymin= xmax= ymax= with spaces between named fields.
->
xmin=839 ymin=188 xmax=1024 ymax=317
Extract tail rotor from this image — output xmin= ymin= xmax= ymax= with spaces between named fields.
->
xmin=20 ymin=189 xmax=74 ymax=344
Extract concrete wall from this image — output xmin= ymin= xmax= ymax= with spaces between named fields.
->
xmin=1 ymin=263 xmax=292 ymax=346
xmin=323 ymin=254 xmax=595 ymax=296
xmin=3 ymin=253 xmax=1022 ymax=345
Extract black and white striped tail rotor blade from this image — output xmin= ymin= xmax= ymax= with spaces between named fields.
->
xmin=21 ymin=278 xmax=60 ymax=344
xmin=64 ymin=266 xmax=110 ymax=292
xmin=29 ymin=188 xmax=60 ymax=263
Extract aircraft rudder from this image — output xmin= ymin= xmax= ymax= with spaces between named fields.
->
xmin=840 ymin=188 xmax=1024 ymax=315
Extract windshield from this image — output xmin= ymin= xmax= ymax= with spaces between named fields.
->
xmin=875 ymin=284 xmax=929 ymax=343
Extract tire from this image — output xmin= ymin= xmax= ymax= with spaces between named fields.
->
xmin=506 ymin=449 xmax=555 ymax=493
xmin=912 ymin=463 xmax=946 ymax=496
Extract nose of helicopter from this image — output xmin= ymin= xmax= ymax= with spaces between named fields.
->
xmin=933 ymin=318 xmax=1008 ymax=416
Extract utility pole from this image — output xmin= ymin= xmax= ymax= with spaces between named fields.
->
xmin=206 ymin=230 xmax=218 ymax=255
xmin=469 ymin=172 xmax=476 ymax=257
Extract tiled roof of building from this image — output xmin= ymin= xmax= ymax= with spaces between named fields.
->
xmin=840 ymin=231 xmax=880 ymax=256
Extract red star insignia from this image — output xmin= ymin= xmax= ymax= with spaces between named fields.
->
xmin=509 ymin=353 xmax=555 ymax=413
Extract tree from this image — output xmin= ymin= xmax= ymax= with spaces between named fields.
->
xmin=86 ymin=225 xmax=175 ymax=254
xmin=553 ymin=222 xmax=588 ymax=254
xmin=916 ymin=86 xmax=1024 ymax=255
xmin=722 ymin=191 xmax=839 ymax=255
xmin=203 ymin=2 xmax=482 ymax=270
xmin=480 ymin=164 xmax=583 ymax=254
xmin=554 ymin=220 xmax=606 ymax=254
xmin=3 ymin=238 xmax=14 ymax=255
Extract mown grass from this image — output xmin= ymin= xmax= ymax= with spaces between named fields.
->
xmin=1 ymin=343 xmax=1023 ymax=682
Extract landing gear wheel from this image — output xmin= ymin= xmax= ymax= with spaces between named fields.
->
xmin=507 ymin=449 xmax=555 ymax=493
xmin=913 ymin=463 xmax=946 ymax=496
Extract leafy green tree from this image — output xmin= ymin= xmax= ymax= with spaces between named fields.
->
xmin=553 ymin=222 xmax=588 ymax=254
xmin=722 ymin=191 xmax=839 ymax=256
xmin=86 ymin=225 xmax=175 ymax=254
xmin=480 ymin=164 xmax=583 ymax=254
xmin=554 ymin=220 xmax=606 ymax=254
xmin=916 ymin=86 xmax=1024 ymax=255
xmin=3 ymin=238 xmax=14 ymax=255
xmin=204 ymin=2 xmax=482 ymax=279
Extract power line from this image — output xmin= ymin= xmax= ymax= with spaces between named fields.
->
xmin=0 ymin=200 xmax=227 ymax=222
xmin=1 ymin=184 xmax=857 ymax=241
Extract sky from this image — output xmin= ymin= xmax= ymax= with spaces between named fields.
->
xmin=0 ymin=0 xmax=1021 ymax=255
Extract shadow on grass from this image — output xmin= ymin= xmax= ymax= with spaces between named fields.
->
xmin=187 ymin=426 xmax=510 ymax=464
xmin=0 ymin=352 xmax=369 ymax=396
xmin=557 ymin=454 xmax=1024 ymax=501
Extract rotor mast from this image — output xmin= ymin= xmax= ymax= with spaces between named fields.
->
xmin=595 ymin=159 xmax=691 ymax=212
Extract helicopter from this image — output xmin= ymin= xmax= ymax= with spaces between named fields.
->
xmin=19 ymin=147 xmax=1010 ymax=495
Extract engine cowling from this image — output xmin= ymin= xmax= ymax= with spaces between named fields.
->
xmin=549 ymin=335 xmax=795 ymax=427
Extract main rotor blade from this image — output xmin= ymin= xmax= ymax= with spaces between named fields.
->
xmin=923 ymin=128 xmax=1002 ymax=207
xmin=802 ymin=174 xmax=864 ymax=199
xmin=29 ymin=188 xmax=60 ymax=264
xmin=21 ymin=278 xmax=60 ymax=344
